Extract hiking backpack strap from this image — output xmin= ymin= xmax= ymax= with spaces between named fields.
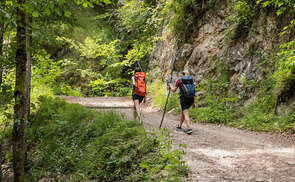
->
xmin=180 ymin=76 xmax=195 ymax=98
xmin=182 ymin=83 xmax=190 ymax=95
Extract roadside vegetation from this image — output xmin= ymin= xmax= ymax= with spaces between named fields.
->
xmin=24 ymin=97 xmax=186 ymax=181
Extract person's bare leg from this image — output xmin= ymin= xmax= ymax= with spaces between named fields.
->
xmin=133 ymin=105 xmax=137 ymax=120
xmin=183 ymin=109 xmax=191 ymax=129
xmin=179 ymin=111 xmax=185 ymax=127
xmin=134 ymin=100 xmax=141 ymax=121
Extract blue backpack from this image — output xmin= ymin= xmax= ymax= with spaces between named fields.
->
xmin=180 ymin=75 xmax=195 ymax=99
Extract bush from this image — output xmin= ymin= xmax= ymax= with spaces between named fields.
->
xmin=88 ymin=78 xmax=131 ymax=97
xmin=190 ymin=92 xmax=236 ymax=124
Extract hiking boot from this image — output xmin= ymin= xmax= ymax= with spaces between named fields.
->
xmin=176 ymin=126 xmax=182 ymax=131
xmin=186 ymin=129 xmax=192 ymax=135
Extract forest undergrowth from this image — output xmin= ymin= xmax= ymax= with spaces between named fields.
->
xmin=22 ymin=96 xmax=187 ymax=181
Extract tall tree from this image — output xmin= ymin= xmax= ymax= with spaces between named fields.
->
xmin=0 ymin=2 xmax=7 ymax=180
xmin=25 ymin=13 xmax=32 ymax=121
xmin=0 ymin=144 xmax=2 ymax=182
xmin=13 ymin=0 xmax=27 ymax=181
xmin=0 ymin=9 xmax=4 ymax=89
xmin=0 ymin=133 xmax=2 ymax=182
xmin=23 ymin=13 xmax=32 ymax=173
xmin=0 ymin=7 xmax=5 ymax=182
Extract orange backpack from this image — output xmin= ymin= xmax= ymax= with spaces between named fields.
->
xmin=133 ymin=72 xmax=146 ymax=96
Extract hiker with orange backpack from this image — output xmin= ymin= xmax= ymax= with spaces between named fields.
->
xmin=131 ymin=67 xmax=146 ymax=124
xmin=168 ymin=72 xmax=196 ymax=135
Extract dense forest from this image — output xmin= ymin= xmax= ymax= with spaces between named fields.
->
xmin=0 ymin=0 xmax=295 ymax=181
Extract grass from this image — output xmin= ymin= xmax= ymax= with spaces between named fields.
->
xmin=24 ymin=96 xmax=187 ymax=181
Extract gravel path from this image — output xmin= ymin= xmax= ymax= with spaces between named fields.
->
xmin=60 ymin=96 xmax=295 ymax=182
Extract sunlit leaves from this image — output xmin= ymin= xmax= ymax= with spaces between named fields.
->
xmin=44 ymin=7 xmax=50 ymax=15
xmin=116 ymin=0 xmax=165 ymax=68
xmin=256 ymin=0 xmax=295 ymax=36
xmin=32 ymin=11 xmax=38 ymax=17
xmin=272 ymin=38 xmax=295 ymax=89
xmin=57 ymin=36 xmax=122 ymax=74
xmin=0 ymin=6 xmax=16 ymax=27
xmin=76 ymin=0 xmax=117 ymax=7
xmin=64 ymin=10 xmax=71 ymax=17
xmin=0 ymin=0 xmax=18 ymax=7
xmin=104 ymin=0 xmax=112 ymax=4
xmin=234 ymin=0 xmax=253 ymax=28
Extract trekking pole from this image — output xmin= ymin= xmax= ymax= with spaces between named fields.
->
xmin=159 ymin=78 xmax=172 ymax=128
xmin=136 ymin=61 xmax=144 ymax=73
xmin=159 ymin=55 xmax=175 ymax=128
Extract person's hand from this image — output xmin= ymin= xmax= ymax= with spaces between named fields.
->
xmin=192 ymin=103 xmax=196 ymax=109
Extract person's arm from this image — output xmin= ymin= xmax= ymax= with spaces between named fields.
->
xmin=193 ymin=96 xmax=196 ymax=109
xmin=168 ymin=83 xmax=178 ymax=92
xmin=131 ymin=76 xmax=135 ymax=86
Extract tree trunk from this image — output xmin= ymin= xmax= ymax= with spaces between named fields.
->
xmin=13 ymin=0 xmax=27 ymax=181
xmin=0 ymin=6 xmax=4 ymax=182
xmin=0 ymin=12 xmax=4 ymax=89
xmin=25 ymin=14 xmax=32 ymax=123
xmin=0 ymin=144 xmax=3 ymax=182
xmin=24 ymin=13 xmax=32 ymax=172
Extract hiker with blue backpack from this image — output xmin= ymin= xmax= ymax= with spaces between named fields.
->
xmin=168 ymin=72 xmax=196 ymax=135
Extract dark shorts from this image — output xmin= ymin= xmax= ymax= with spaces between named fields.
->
xmin=132 ymin=93 xmax=145 ymax=103
xmin=180 ymin=97 xmax=194 ymax=111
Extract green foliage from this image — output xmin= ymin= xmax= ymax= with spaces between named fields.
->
xmin=257 ymin=0 xmax=295 ymax=19
xmin=0 ymin=69 xmax=14 ymax=107
xmin=0 ymin=69 xmax=15 ymax=141
xmin=43 ymin=0 xmax=166 ymax=97
xmin=26 ymin=96 xmax=187 ymax=181
xmin=115 ymin=0 xmax=165 ymax=67
xmin=149 ymin=80 xmax=180 ymax=112
xmin=191 ymin=95 xmax=236 ymax=124
xmin=30 ymin=49 xmax=81 ymax=98
xmin=1 ymin=0 xmax=168 ymax=99
xmin=234 ymin=0 xmax=254 ymax=28
xmin=190 ymin=78 xmax=237 ymax=124
xmin=136 ymin=129 xmax=187 ymax=181
xmin=56 ymin=36 xmax=129 ymax=96
xmin=227 ymin=0 xmax=254 ymax=41
xmin=273 ymin=39 xmax=295 ymax=88
xmin=58 ymin=36 xmax=122 ymax=73
xmin=26 ymin=1 xmax=125 ymax=97
xmin=89 ymin=77 xmax=131 ymax=96
xmin=167 ymin=0 xmax=216 ymax=41
xmin=233 ymin=103 xmax=280 ymax=132
xmin=227 ymin=0 xmax=295 ymax=41
xmin=167 ymin=0 xmax=200 ymax=41
xmin=229 ymin=76 xmax=295 ymax=132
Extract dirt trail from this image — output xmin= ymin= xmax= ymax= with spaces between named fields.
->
xmin=60 ymin=96 xmax=295 ymax=182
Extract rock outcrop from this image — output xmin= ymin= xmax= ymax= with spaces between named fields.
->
xmin=149 ymin=0 xmax=286 ymax=100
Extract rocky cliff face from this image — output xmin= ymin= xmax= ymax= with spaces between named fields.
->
xmin=149 ymin=0 xmax=287 ymax=100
